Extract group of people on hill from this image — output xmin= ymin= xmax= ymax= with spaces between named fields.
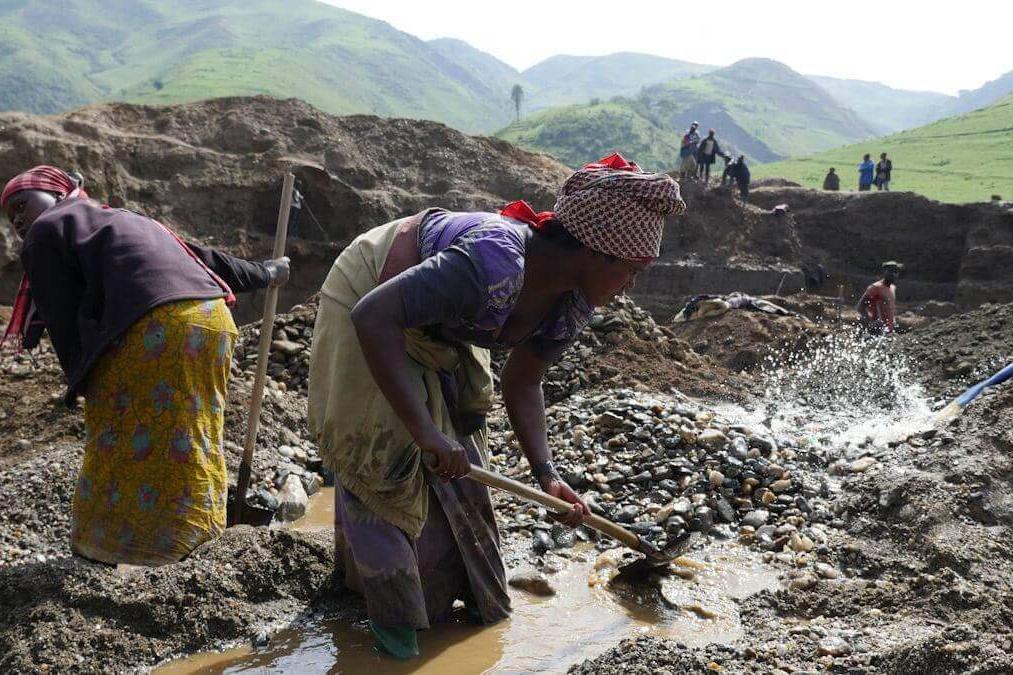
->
xmin=678 ymin=122 xmax=751 ymax=201
xmin=822 ymin=153 xmax=893 ymax=192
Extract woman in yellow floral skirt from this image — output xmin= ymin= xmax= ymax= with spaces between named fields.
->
xmin=2 ymin=166 xmax=289 ymax=565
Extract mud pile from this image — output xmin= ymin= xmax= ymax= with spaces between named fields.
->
xmin=749 ymin=186 xmax=1013 ymax=307
xmin=0 ymin=96 xmax=570 ymax=321
xmin=535 ymin=295 xmax=749 ymax=403
xmin=667 ymin=294 xmax=839 ymax=372
xmin=899 ymin=301 xmax=1013 ymax=393
xmin=0 ymin=527 xmax=339 ymax=674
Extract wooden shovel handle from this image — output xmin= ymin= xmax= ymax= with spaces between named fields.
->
xmin=465 ymin=463 xmax=642 ymax=550
xmin=235 ymin=172 xmax=295 ymax=523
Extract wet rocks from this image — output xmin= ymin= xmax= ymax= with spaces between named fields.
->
xmin=849 ymin=456 xmax=878 ymax=473
xmin=508 ymin=571 xmax=556 ymax=596
xmin=742 ymin=509 xmax=770 ymax=529
xmin=698 ymin=429 xmax=729 ymax=449
xmin=490 ymin=389 xmax=831 ymax=557
xmin=817 ymin=636 xmax=853 ymax=657
xmin=277 ymin=474 xmax=308 ymax=522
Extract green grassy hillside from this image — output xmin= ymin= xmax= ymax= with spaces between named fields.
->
xmin=521 ymin=52 xmax=714 ymax=113
xmin=0 ymin=0 xmax=515 ymax=132
xmin=808 ymin=76 xmax=954 ymax=134
xmin=499 ymin=58 xmax=878 ymax=169
xmin=497 ymin=101 xmax=683 ymax=172
xmin=427 ymin=38 xmax=527 ymax=109
xmin=754 ymin=94 xmax=1013 ymax=203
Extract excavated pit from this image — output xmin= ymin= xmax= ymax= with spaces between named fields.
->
xmin=1 ymin=98 xmax=1012 ymax=674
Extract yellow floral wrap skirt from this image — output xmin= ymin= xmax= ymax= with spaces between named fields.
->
xmin=70 ymin=298 xmax=237 ymax=566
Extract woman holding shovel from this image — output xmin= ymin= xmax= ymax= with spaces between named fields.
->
xmin=1 ymin=165 xmax=290 ymax=566
xmin=308 ymin=153 xmax=684 ymax=659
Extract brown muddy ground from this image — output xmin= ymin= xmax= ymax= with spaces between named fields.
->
xmin=1 ymin=299 xmax=1010 ymax=673
xmin=0 ymin=527 xmax=344 ymax=673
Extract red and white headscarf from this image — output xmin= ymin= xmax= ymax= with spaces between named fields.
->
xmin=1 ymin=166 xmax=88 ymax=350
xmin=1 ymin=165 xmax=235 ymax=353
xmin=0 ymin=165 xmax=82 ymax=209
xmin=501 ymin=153 xmax=685 ymax=260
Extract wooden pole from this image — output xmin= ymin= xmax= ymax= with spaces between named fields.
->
xmin=235 ymin=172 xmax=295 ymax=524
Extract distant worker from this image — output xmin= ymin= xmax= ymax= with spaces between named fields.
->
xmin=856 ymin=261 xmax=902 ymax=335
xmin=802 ymin=260 xmax=827 ymax=292
xmin=679 ymin=122 xmax=700 ymax=181
xmin=720 ymin=154 xmax=735 ymax=186
xmin=289 ymin=179 xmax=304 ymax=239
xmin=728 ymin=155 xmax=751 ymax=202
xmin=822 ymin=167 xmax=840 ymax=191
xmin=858 ymin=154 xmax=875 ymax=191
xmin=875 ymin=153 xmax=893 ymax=191
xmin=696 ymin=128 xmax=724 ymax=183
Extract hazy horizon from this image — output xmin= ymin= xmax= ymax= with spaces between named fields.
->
xmin=324 ymin=0 xmax=1011 ymax=96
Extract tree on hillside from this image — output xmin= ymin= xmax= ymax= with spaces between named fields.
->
xmin=510 ymin=84 xmax=524 ymax=122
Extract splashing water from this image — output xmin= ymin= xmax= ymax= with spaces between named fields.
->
xmin=722 ymin=329 xmax=934 ymax=449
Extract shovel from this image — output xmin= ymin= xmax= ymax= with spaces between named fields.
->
xmin=227 ymin=172 xmax=296 ymax=527
xmin=427 ymin=455 xmax=691 ymax=575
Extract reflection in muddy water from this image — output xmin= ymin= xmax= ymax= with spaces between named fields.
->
xmin=160 ymin=488 xmax=779 ymax=674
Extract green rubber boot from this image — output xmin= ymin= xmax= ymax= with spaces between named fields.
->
xmin=369 ymin=620 xmax=420 ymax=660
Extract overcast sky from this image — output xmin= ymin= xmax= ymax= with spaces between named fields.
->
xmin=323 ymin=0 xmax=1010 ymax=95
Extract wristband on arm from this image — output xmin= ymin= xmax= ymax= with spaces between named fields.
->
xmin=532 ymin=460 xmax=557 ymax=480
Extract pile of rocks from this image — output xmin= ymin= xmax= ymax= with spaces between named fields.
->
xmin=489 ymin=390 xmax=837 ymax=557
xmin=232 ymin=298 xmax=318 ymax=393
xmin=540 ymin=295 xmax=673 ymax=402
xmin=229 ymin=301 xmax=325 ymax=518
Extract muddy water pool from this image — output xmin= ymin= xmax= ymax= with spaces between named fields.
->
xmin=159 ymin=488 xmax=778 ymax=674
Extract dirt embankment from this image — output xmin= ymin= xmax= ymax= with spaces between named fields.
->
xmin=749 ymin=186 xmax=1013 ymax=307
xmin=635 ymin=181 xmax=1013 ymax=322
xmin=4 ymin=98 xmax=1012 ymax=326
xmin=0 ymin=96 xmax=571 ymax=322
xmin=898 ymin=301 xmax=1013 ymax=394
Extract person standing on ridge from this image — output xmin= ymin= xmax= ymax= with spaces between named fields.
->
xmin=822 ymin=167 xmax=840 ymax=191
xmin=856 ymin=261 xmax=902 ymax=335
xmin=696 ymin=128 xmax=724 ymax=183
xmin=858 ymin=154 xmax=875 ymax=191
xmin=728 ymin=155 xmax=751 ymax=202
xmin=679 ymin=122 xmax=700 ymax=181
xmin=875 ymin=153 xmax=893 ymax=191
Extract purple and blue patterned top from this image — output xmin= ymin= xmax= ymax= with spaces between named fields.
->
xmin=395 ymin=210 xmax=593 ymax=358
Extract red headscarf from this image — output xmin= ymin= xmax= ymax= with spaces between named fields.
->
xmin=2 ymin=167 xmax=89 ymax=350
xmin=1 ymin=165 xmax=80 ymax=209
xmin=500 ymin=152 xmax=684 ymax=260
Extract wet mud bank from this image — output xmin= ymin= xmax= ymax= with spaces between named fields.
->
xmin=0 ymin=527 xmax=343 ymax=673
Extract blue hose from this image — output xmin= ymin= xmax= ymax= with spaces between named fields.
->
xmin=955 ymin=362 xmax=1013 ymax=407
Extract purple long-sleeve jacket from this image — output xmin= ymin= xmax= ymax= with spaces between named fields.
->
xmin=20 ymin=198 xmax=272 ymax=403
